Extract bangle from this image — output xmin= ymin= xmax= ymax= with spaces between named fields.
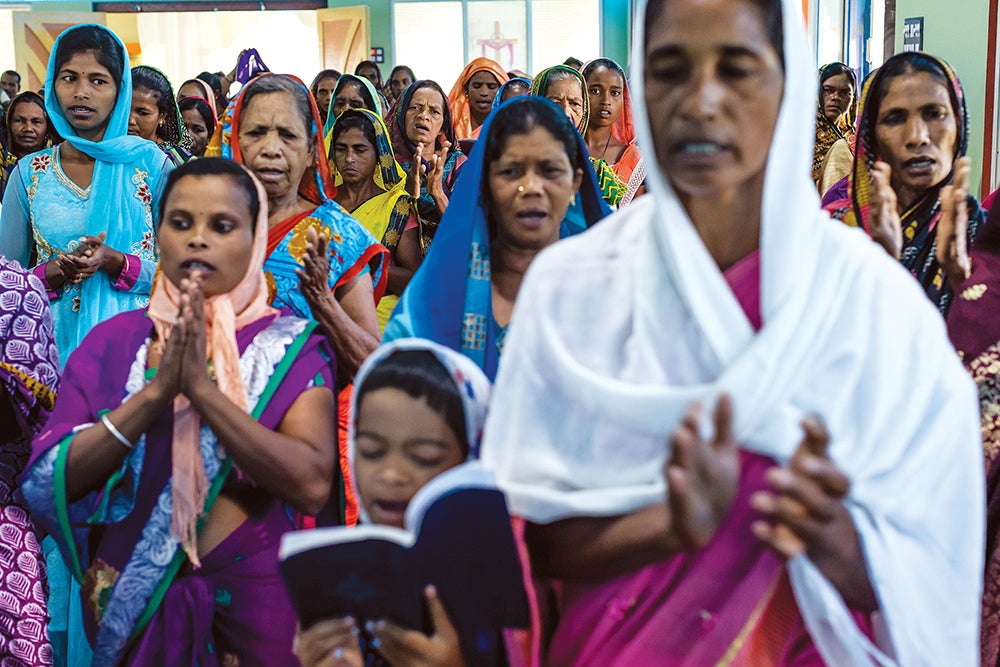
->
xmin=100 ymin=413 xmax=133 ymax=450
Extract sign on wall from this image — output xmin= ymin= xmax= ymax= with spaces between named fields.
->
xmin=903 ymin=16 xmax=923 ymax=53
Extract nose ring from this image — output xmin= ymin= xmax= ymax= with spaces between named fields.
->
xmin=518 ymin=185 xmax=525 ymax=193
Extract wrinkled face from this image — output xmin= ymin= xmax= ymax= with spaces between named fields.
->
xmin=53 ymin=50 xmax=119 ymax=141
xmin=157 ymin=174 xmax=255 ymax=298
xmin=9 ymin=100 xmax=47 ymax=155
xmin=467 ymin=70 xmax=500 ymax=119
xmin=874 ymin=70 xmax=957 ymax=209
xmin=182 ymin=107 xmax=210 ymax=157
xmin=487 ymin=125 xmax=583 ymax=250
xmin=332 ymin=81 xmax=369 ymax=118
xmin=237 ymin=91 xmax=314 ymax=202
xmin=315 ymin=76 xmax=339 ymax=117
xmin=390 ymin=70 xmax=413 ymax=100
xmin=587 ymin=66 xmax=625 ymax=129
xmin=821 ymin=72 xmax=854 ymax=123
xmin=404 ymin=87 xmax=445 ymax=147
xmin=545 ymin=76 xmax=585 ymax=129
xmin=333 ymin=126 xmax=378 ymax=187
xmin=644 ymin=0 xmax=784 ymax=201
xmin=1 ymin=73 xmax=19 ymax=99
xmin=354 ymin=388 xmax=466 ymax=528
xmin=128 ymin=86 xmax=163 ymax=141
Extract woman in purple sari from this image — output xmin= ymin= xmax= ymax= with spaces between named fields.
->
xmin=0 ymin=254 xmax=59 ymax=665
xmin=22 ymin=158 xmax=338 ymax=667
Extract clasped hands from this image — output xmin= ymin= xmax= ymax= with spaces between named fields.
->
xmin=45 ymin=231 xmax=125 ymax=289
xmin=668 ymin=394 xmax=877 ymax=611
xmin=148 ymin=272 xmax=216 ymax=404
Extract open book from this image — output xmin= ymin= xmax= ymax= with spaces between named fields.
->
xmin=279 ymin=462 xmax=530 ymax=665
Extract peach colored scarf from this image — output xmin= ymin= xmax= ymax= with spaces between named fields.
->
xmin=147 ymin=165 xmax=276 ymax=567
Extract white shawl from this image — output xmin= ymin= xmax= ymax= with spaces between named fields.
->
xmin=479 ymin=0 xmax=985 ymax=664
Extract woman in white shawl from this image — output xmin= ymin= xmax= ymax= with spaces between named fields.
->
xmin=480 ymin=0 xmax=984 ymax=664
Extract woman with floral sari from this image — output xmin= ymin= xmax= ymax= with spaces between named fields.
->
xmin=210 ymin=73 xmax=386 ymax=526
xmin=384 ymin=95 xmax=610 ymax=380
xmin=448 ymin=57 xmax=509 ymax=140
xmin=328 ymin=108 xmax=422 ymax=331
xmin=532 ymin=64 xmax=625 ymax=208
xmin=23 ymin=157 xmax=338 ymax=667
xmin=388 ymin=80 xmax=467 ymax=248
xmin=824 ymin=52 xmax=984 ymax=314
xmin=583 ymin=57 xmax=646 ymax=206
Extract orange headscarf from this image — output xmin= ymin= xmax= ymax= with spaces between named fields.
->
xmin=147 ymin=164 xmax=277 ymax=567
xmin=448 ymin=58 xmax=509 ymax=140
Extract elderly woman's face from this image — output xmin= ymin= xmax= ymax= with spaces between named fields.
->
xmin=643 ymin=0 xmax=783 ymax=201
xmin=874 ymin=71 xmax=957 ymax=208
xmin=237 ymin=90 xmax=313 ymax=204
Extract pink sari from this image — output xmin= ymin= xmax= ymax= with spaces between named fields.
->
xmin=537 ymin=252 xmax=869 ymax=666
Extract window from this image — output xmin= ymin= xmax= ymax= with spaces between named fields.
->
xmin=393 ymin=0 xmax=600 ymax=86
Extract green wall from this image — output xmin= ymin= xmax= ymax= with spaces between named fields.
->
xmin=895 ymin=0 xmax=991 ymax=196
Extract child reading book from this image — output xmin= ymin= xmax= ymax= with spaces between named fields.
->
xmin=291 ymin=338 xmax=522 ymax=667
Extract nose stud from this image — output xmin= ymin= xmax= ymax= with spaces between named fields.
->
xmin=518 ymin=185 xmax=525 ymax=193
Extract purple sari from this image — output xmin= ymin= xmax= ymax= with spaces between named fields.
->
xmin=23 ymin=308 xmax=335 ymax=666
xmin=0 ymin=255 xmax=58 ymax=666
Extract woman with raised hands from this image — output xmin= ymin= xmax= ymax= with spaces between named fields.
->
xmin=824 ymin=52 xmax=984 ymax=314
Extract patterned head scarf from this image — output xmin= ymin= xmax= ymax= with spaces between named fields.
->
xmin=131 ymin=65 xmax=193 ymax=153
xmin=147 ymin=160 xmax=277 ymax=567
xmin=388 ymin=79 xmax=460 ymax=165
xmin=348 ymin=337 xmax=494 ymax=523
xmin=448 ymin=57 xmax=509 ymax=139
xmin=840 ymin=52 xmax=982 ymax=313
xmin=812 ymin=62 xmax=857 ymax=182
xmin=328 ymin=107 xmax=406 ymax=192
xmin=531 ymin=64 xmax=589 ymax=134
xmin=210 ymin=73 xmax=337 ymax=207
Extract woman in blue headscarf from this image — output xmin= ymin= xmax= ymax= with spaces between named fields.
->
xmin=0 ymin=24 xmax=171 ymax=368
xmin=383 ymin=95 xmax=611 ymax=379
xmin=0 ymin=23 xmax=171 ymax=667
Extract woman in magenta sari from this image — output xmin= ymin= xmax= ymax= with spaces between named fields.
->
xmin=481 ymin=0 xmax=983 ymax=664
xmin=23 ymin=158 xmax=338 ymax=666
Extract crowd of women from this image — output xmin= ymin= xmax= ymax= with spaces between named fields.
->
xmin=0 ymin=0 xmax=997 ymax=662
